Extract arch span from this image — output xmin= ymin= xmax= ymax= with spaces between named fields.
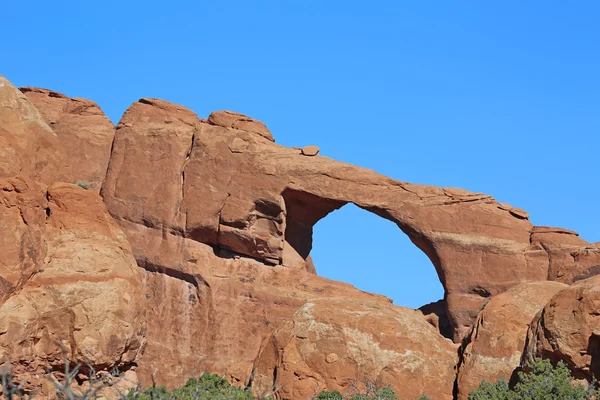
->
xmin=101 ymin=107 xmax=548 ymax=341
xmin=311 ymin=203 xmax=446 ymax=309
xmin=281 ymin=187 xmax=447 ymax=295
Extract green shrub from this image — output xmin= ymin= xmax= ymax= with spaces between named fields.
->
xmin=468 ymin=377 xmax=511 ymax=400
xmin=315 ymin=386 xmax=428 ymax=399
xmin=374 ymin=387 xmax=398 ymax=400
xmin=128 ymin=372 xmax=256 ymax=399
xmin=76 ymin=181 xmax=90 ymax=190
xmin=468 ymin=358 xmax=599 ymax=400
xmin=317 ymin=390 xmax=343 ymax=400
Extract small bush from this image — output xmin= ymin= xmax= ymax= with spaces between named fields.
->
xmin=317 ymin=390 xmax=344 ymax=400
xmin=315 ymin=386 xmax=428 ymax=399
xmin=468 ymin=358 xmax=599 ymax=400
xmin=76 ymin=181 xmax=90 ymax=190
xmin=128 ymin=372 xmax=256 ymax=399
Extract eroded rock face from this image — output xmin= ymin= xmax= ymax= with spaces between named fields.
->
xmin=419 ymin=299 xmax=452 ymax=339
xmin=5 ymin=73 xmax=600 ymax=398
xmin=208 ymin=110 xmax=274 ymax=142
xmin=523 ymin=275 xmax=600 ymax=381
xmin=0 ymin=177 xmax=146 ymax=391
xmin=531 ymin=226 xmax=600 ymax=284
xmin=118 ymin=221 xmax=392 ymax=389
xmin=21 ymin=87 xmax=115 ymax=192
xmin=0 ymin=76 xmax=68 ymax=186
xmin=253 ymin=299 xmax=458 ymax=400
xmin=100 ymin=98 xmax=566 ymax=340
xmin=456 ymin=281 xmax=568 ymax=399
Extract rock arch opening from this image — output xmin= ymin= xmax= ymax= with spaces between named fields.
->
xmin=312 ymin=204 xmax=445 ymax=307
xmin=281 ymin=188 xmax=450 ymax=337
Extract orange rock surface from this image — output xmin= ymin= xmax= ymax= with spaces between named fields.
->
xmin=1 ymin=74 xmax=599 ymax=399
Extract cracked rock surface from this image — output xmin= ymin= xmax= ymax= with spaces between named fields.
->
xmin=2 ymin=74 xmax=600 ymax=399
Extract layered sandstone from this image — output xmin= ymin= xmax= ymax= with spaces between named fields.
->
xmin=253 ymin=298 xmax=458 ymax=400
xmin=120 ymin=219 xmax=393 ymax=389
xmin=0 ymin=76 xmax=68 ymax=186
xmin=523 ymin=275 xmax=600 ymax=380
xmin=531 ymin=227 xmax=600 ymax=283
xmin=21 ymin=87 xmax=115 ymax=192
xmin=2 ymin=73 xmax=600 ymax=399
xmin=100 ymin=97 xmax=569 ymax=341
xmin=455 ymin=281 xmax=567 ymax=399
xmin=0 ymin=177 xmax=146 ymax=393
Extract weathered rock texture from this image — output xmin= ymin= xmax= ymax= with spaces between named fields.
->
xmin=0 ymin=176 xmax=146 ymax=392
xmin=100 ymin=97 xmax=569 ymax=341
xmin=523 ymin=275 xmax=600 ymax=381
xmin=455 ymin=281 xmax=568 ymax=399
xmin=531 ymin=227 xmax=600 ymax=284
xmin=119 ymin=219 xmax=393 ymax=390
xmin=208 ymin=110 xmax=274 ymax=142
xmin=2 ymin=74 xmax=600 ymax=399
xmin=0 ymin=76 xmax=68 ymax=186
xmin=253 ymin=298 xmax=458 ymax=400
xmin=21 ymin=87 xmax=115 ymax=192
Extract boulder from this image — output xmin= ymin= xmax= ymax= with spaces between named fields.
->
xmin=301 ymin=145 xmax=320 ymax=156
xmin=0 ymin=76 xmax=68 ymax=186
xmin=208 ymin=110 xmax=274 ymax=142
xmin=531 ymin=226 xmax=600 ymax=284
xmin=456 ymin=281 xmax=568 ymax=399
xmin=0 ymin=177 xmax=146 ymax=392
xmin=21 ymin=87 xmax=115 ymax=192
xmin=101 ymin=98 xmax=199 ymax=232
xmin=253 ymin=298 xmax=458 ymax=400
xmin=523 ymin=275 xmax=600 ymax=381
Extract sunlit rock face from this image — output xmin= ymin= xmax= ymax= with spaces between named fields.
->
xmin=455 ymin=281 xmax=568 ymax=400
xmin=523 ymin=274 xmax=600 ymax=381
xmin=253 ymin=298 xmax=458 ymax=400
xmin=1 ymin=73 xmax=599 ymax=398
xmin=100 ymin=96 xmax=557 ymax=342
xmin=0 ymin=177 xmax=146 ymax=393
xmin=21 ymin=87 xmax=115 ymax=193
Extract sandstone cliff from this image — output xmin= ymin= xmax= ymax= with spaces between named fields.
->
xmin=1 ymin=73 xmax=599 ymax=399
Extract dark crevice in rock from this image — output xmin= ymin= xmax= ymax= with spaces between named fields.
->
xmin=573 ymin=265 xmax=600 ymax=282
xmin=179 ymin=132 xmax=195 ymax=225
xmin=469 ymin=286 xmax=492 ymax=298
xmin=99 ymin=128 xmax=118 ymax=197
xmin=419 ymin=299 xmax=453 ymax=340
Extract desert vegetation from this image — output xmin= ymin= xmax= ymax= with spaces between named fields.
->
xmin=0 ymin=358 xmax=596 ymax=400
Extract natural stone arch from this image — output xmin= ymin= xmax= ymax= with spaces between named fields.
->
xmin=100 ymin=101 xmax=551 ymax=341
xmin=281 ymin=187 xmax=447 ymax=295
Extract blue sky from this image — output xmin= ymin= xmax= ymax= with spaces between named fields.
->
xmin=3 ymin=1 xmax=598 ymax=308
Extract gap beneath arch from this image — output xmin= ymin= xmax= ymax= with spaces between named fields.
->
xmin=309 ymin=203 xmax=445 ymax=310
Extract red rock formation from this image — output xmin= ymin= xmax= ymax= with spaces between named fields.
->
xmin=21 ymin=87 xmax=115 ymax=192
xmin=531 ymin=226 xmax=600 ymax=284
xmin=253 ymin=298 xmax=458 ymax=400
xmin=0 ymin=177 xmax=146 ymax=392
xmin=420 ymin=299 xmax=452 ymax=339
xmin=120 ymin=219 xmax=394 ymax=390
xmin=3 ymin=74 xmax=600 ymax=398
xmin=0 ymin=76 xmax=68 ymax=186
xmin=208 ymin=110 xmax=274 ymax=142
xmin=101 ymin=98 xmax=557 ymax=341
xmin=523 ymin=275 xmax=600 ymax=381
xmin=455 ymin=281 xmax=567 ymax=399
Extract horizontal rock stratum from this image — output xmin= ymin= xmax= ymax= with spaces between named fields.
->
xmin=1 ymin=73 xmax=599 ymax=399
